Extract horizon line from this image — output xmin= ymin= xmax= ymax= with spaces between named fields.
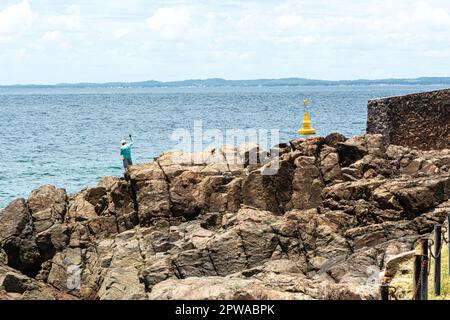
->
xmin=2 ymin=76 xmax=450 ymax=87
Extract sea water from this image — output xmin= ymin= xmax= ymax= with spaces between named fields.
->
xmin=0 ymin=85 xmax=448 ymax=208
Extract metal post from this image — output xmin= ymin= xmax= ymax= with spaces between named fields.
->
xmin=434 ymin=225 xmax=442 ymax=296
xmin=448 ymin=214 xmax=450 ymax=276
xmin=380 ymin=284 xmax=389 ymax=301
xmin=420 ymin=239 xmax=429 ymax=300
xmin=413 ymin=254 xmax=422 ymax=300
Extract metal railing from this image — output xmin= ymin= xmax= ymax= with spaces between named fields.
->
xmin=380 ymin=213 xmax=449 ymax=300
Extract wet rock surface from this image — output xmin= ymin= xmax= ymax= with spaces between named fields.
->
xmin=1 ymin=134 xmax=449 ymax=300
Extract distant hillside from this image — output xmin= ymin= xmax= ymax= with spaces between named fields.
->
xmin=3 ymin=77 xmax=450 ymax=88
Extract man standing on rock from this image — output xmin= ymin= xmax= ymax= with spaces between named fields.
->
xmin=120 ymin=134 xmax=134 ymax=170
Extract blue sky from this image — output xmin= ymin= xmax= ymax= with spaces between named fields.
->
xmin=1 ymin=0 xmax=450 ymax=84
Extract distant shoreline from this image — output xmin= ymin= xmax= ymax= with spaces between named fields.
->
xmin=2 ymin=77 xmax=450 ymax=89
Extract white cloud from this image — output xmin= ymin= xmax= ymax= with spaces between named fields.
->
xmin=2 ymin=0 xmax=450 ymax=84
xmin=413 ymin=2 xmax=450 ymax=26
xmin=275 ymin=14 xmax=302 ymax=30
xmin=42 ymin=5 xmax=81 ymax=31
xmin=14 ymin=47 xmax=29 ymax=61
xmin=112 ymin=28 xmax=130 ymax=39
xmin=147 ymin=7 xmax=192 ymax=39
xmin=65 ymin=5 xmax=81 ymax=29
xmin=41 ymin=30 xmax=62 ymax=42
xmin=38 ymin=30 xmax=71 ymax=50
xmin=0 ymin=0 xmax=36 ymax=36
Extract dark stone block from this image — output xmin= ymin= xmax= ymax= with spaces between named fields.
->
xmin=367 ymin=89 xmax=450 ymax=150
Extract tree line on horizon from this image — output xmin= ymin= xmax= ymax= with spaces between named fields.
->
xmin=3 ymin=77 xmax=450 ymax=88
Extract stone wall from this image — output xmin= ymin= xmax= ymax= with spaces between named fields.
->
xmin=367 ymin=89 xmax=450 ymax=150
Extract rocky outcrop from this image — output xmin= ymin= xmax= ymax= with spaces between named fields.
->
xmin=0 ymin=263 xmax=77 ymax=300
xmin=1 ymin=133 xmax=449 ymax=300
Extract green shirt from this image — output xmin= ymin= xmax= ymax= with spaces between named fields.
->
xmin=120 ymin=140 xmax=133 ymax=160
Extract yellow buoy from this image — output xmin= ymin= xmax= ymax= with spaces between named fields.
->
xmin=298 ymin=99 xmax=316 ymax=135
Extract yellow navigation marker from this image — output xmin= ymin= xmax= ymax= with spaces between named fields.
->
xmin=298 ymin=99 xmax=316 ymax=135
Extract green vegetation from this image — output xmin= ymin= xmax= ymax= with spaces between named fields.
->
xmin=389 ymin=241 xmax=450 ymax=300
xmin=429 ymin=242 xmax=450 ymax=300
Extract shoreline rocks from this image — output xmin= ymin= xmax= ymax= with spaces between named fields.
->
xmin=1 ymin=132 xmax=449 ymax=300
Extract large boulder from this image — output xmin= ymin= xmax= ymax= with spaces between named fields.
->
xmin=67 ymin=189 xmax=102 ymax=222
xmin=0 ymin=199 xmax=42 ymax=277
xmin=102 ymin=178 xmax=138 ymax=233
xmin=287 ymin=156 xmax=324 ymax=210
xmin=336 ymin=143 xmax=368 ymax=168
xmin=242 ymin=158 xmax=294 ymax=214
xmin=170 ymin=172 xmax=241 ymax=219
xmin=28 ymin=185 xmax=67 ymax=233
xmin=0 ymin=264 xmax=78 ymax=300
xmin=28 ymin=186 xmax=70 ymax=262
xmin=324 ymin=132 xmax=347 ymax=148
xmin=128 ymin=162 xmax=172 ymax=225
xmin=320 ymin=146 xmax=342 ymax=184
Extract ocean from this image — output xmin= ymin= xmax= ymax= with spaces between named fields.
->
xmin=0 ymin=84 xmax=448 ymax=209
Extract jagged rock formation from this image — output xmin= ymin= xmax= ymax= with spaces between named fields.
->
xmin=1 ymin=133 xmax=449 ymax=300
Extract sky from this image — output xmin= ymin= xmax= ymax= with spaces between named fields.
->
xmin=1 ymin=0 xmax=450 ymax=84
